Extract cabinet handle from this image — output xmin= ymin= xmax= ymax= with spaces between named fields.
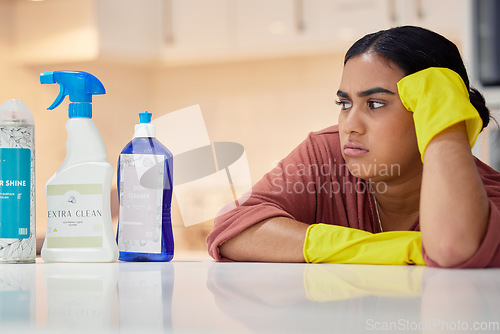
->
xmin=389 ymin=0 xmax=398 ymax=24
xmin=295 ymin=0 xmax=306 ymax=33
xmin=416 ymin=0 xmax=425 ymax=20
xmin=163 ymin=0 xmax=174 ymax=44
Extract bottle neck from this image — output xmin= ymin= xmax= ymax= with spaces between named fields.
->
xmin=134 ymin=123 xmax=156 ymax=138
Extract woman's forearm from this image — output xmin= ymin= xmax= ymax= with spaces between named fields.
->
xmin=421 ymin=122 xmax=489 ymax=267
xmin=219 ymin=217 xmax=309 ymax=262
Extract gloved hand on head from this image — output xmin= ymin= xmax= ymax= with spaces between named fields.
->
xmin=397 ymin=67 xmax=483 ymax=162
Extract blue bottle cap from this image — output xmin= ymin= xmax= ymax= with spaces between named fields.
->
xmin=139 ymin=111 xmax=152 ymax=124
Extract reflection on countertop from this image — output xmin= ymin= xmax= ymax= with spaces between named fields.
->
xmin=1 ymin=259 xmax=500 ymax=333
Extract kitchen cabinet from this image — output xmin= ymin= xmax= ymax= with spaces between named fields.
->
xmin=13 ymin=0 xmax=464 ymax=66
xmin=159 ymin=0 xmax=231 ymax=62
xmin=14 ymin=0 xmax=99 ymax=64
xmin=235 ymin=0 xmax=301 ymax=47
xmin=164 ymin=0 xmax=393 ymax=63
xmin=14 ymin=0 xmax=233 ymax=65
xmin=96 ymin=0 xmax=162 ymax=63
xmin=298 ymin=0 xmax=393 ymax=52
xmin=161 ymin=0 xmax=464 ymax=63
xmin=14 ymin=0 xmax=162 ymax=65
xmin=162 ymin=0 xmax=313 ymax=63
xmin=228 ymin=0 xmax=464 ymax=60
xmin=212 ymin=0 xmax=394 ymax=59
xmin=391 ymin=0 xmax=464 ymax=42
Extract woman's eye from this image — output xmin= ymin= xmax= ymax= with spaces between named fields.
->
xmin=368 ymin=101 xmax=385 ymax=109
xmin=335 ymin=100 xmax=352 ymax=110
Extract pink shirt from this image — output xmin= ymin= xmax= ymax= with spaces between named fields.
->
xmin=206 ymin=125 xmax=500 ymax=268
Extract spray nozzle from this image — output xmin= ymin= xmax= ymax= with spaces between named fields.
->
xmin=40 ymin=71 xmax=106 ymax=118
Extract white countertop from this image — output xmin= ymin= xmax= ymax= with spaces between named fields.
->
xmin=1 ymin=258 xmax=500 ymax=334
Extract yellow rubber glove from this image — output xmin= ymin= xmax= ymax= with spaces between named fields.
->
xmin=303 ymin=224 xmax=425 ymax=265
xmin=397 ymin=67 xmax=482 ymax=161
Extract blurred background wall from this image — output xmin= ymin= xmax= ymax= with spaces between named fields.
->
xmin=0 ymin=0 xmax=495 ymax=258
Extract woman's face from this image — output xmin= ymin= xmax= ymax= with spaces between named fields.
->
xmin=337 ymin=52 xmax=422 ymax=183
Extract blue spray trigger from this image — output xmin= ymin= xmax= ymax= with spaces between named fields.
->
xmin=46 ymin=83 xmax=66 ymax=110
xmin=40 ymin=71 xmax=106 ymax=118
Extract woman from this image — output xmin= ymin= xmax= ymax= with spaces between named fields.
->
xmin=207 ymin=26 xmax=500 ymax=268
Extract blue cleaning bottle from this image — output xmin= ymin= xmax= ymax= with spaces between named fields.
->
xmin=117 ymin=111 xmax=174 ymax=262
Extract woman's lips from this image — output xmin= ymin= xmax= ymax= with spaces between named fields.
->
xmin=343 ymin=141 xmax=369 ymax=157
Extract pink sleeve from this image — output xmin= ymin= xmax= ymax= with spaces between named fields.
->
xmin=206 ymin=132 xmax=328 ymax=261
xmin=423 ymin=159 xmax=500 ymax=268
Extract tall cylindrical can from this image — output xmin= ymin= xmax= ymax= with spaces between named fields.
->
xmin=0 ymin=99 xmax=35 ymax=263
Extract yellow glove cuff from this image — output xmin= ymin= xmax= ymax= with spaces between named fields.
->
xmin=397 ymin=67 xmax=482 ymax=161
xmin=303 ymin=223 xmax=425 ymax=266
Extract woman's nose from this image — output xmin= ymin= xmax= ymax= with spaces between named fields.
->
xmin=340 ymin=106 xmax=366 ymax=135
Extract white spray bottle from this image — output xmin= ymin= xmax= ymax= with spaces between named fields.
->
xmin=40 ymin=71 xmax=118 ymax=262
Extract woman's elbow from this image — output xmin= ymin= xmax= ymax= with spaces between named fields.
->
xmin=425 ymin=238 xmax=480 ymax=268
xmin=219 ymin=237 xmax=240 ymax=261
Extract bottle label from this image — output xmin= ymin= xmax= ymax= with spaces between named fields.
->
xmin=46 ymin=184 xmax=104 ymax=248
xmin=0 ymin=148 xmax=31 ymax=239
xmin=118 ymin=154 xmax=164 ymax=254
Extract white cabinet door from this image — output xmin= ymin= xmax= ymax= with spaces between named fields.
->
xmin=231 ymin=0 xmax=392 ymax=58
xmin=160 ymin=0 xmax=231 ymax=62
xmin=234 ymin=0 xmax=301 ymax=47
xmin=393 ymin=0 xmax=464 ymax=41
xmin=13 ymin=0 xmax=464 ymax=66
xmin=418 ymin=0 xmax=464 ymax=41
xmin=14 ymin=0 xmax=162 ymax=65
xmin=97 ymin=0 xmax=162 ymax=63
xmin=303 ymin=0 xmax=393 ymax=52
xmin=14 ymin=0 xmax=98 ymax=64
